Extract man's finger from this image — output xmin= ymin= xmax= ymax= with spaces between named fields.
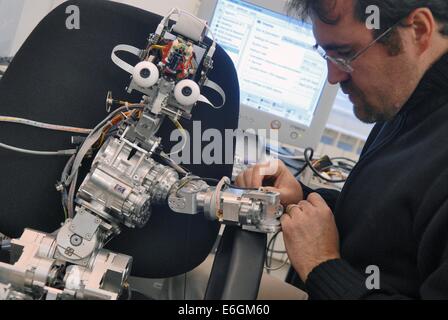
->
xmin=286 ymin=204 xmax=302 ymax=217
xmin=244 ymin=167 xmax=254 ymax=186
xmin=280 ymin=213 xmax=292 ymax=225
xmin=251 ymin=165 xmax=266 ymax=188
xmin=307 ymin=193 xmax=328 ymax=208
xmin=298 ymin=200 xmax=313 ymax=212
xmin=235 ymin=173 xmax=246 ymax=187
xmin=235 ymin=160 xmax=286 ymax=189
xmin=259 ymin=160 xmax=282 ymax=178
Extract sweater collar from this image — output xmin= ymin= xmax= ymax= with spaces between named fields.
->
xmin=398 ymin=52 xmax=448 ymax=116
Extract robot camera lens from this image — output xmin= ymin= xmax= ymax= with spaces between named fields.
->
xmin=174 ymin=79 xmax=200 ymax=106
xmin=182 ymin=87 xmax=193 ymax=97
xmin=132 ymin=61 xmax=159 ymax=88
xmin=140 ymin=68 xmax=151 ymax=79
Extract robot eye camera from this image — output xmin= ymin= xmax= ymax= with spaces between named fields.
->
xmin=174 ymin=79 xmax=201 ymax=106
xmin=132 ymin=61 xmax=159 ymax=89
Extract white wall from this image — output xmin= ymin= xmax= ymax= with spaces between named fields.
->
xmin=0 ymin=0 xmax=26 ymax=56
xmin=4 ymin=0 xmax=202 ymax=57
xmin=113 ymin=0 xmax=201 ymax=16
xmin=9 ymin=0 xmax=57 ymax=55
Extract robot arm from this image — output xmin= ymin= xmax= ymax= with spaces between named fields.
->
xmin=168 ymin=177 xmax=283 ymax=233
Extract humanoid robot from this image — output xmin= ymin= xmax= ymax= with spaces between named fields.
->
xmin=0 ymin=9 xmax=282 ymax=300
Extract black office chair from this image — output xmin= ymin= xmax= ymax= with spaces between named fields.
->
xmin=0 ymin=0 xmax=266 ymax=299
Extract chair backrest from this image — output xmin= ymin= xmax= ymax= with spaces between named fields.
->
xmin=0 ymin=0 xmax=240 ymax=278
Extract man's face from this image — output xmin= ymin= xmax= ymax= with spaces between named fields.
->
xmin=312 ymin=0 xmax=420 ymax=123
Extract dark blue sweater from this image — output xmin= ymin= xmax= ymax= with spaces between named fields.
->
xmin=297 ymin=53 xmax=448 ymax=299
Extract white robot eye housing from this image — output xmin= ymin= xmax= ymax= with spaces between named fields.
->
xmin=0 ymin=9 xmax=283 ymax=300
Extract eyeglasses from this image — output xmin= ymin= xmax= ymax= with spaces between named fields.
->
xmin=314 ymin=21 xmax=402 ymax=73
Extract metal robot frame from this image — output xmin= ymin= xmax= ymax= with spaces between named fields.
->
xmin=0 ymin=9 xmax=283 ymax=300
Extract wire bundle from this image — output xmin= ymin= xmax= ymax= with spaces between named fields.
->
xmin=270 ymin=146 xmax=357 ymax=184
xmin=0 ymin=116 xmax=93 ymax=156
xmin=265 ymin=231 xmax=289 ymax=273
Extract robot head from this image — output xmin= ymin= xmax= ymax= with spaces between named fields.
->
xmin=111 ymin=8 xmax=224 ymax=115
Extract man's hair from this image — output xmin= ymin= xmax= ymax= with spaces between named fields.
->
xmin=288 ymin=0 xmax=448 ymax=39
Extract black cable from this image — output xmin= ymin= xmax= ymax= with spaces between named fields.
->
xmin=292 ymin=149 xmax=358 ymax=181
xmin=268 ymin=232 xmax=278 ymax=270
xmin=333 ymin=161 xmax=355 ymax=172
xmin=266 ymin=231 xmax=280 ymax=255
xmin=127 ymin=285 xmax=132 ymax=300
xmin=156 ymin=152 xmax=190 ymax=176
xmin=295 ymin=162 xmax=308 ymax=179
xmin=267 ymin=145 xmax=307 ymax=178
xmin=319 ymin=164 xmax=353 ymax=173
xmin=303 ymin=148 xmax=347 ymax=183
xmin=331 ymin=156 xmax=358 ymax=164
xmin=265 ymin=230 xmax=282 ymax=273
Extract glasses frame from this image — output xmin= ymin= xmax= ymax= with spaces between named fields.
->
xmin=314 ymin=21 xmax=403 ymax=73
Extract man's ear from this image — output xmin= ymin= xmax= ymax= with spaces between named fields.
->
xmin=407 ymin=8 xmax=436 ymax=54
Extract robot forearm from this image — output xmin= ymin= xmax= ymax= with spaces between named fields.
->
xmin=168 ymin=177 xmax=283 ymax=233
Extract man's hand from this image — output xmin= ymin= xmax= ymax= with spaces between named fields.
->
xmin=235 ymin=160 xmax=303 ymax=206
xmin=281 ymin=193 xmax=341 ymax=282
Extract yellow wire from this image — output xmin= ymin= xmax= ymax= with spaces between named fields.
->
xmin=165 ymin=118 xmax=188 ymax=156
xmin=97 ymin=109 xmax=143 ymax=148
xmin=150 ymin=45 xmax=166 ymax=51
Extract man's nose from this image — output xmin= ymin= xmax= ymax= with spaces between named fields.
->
xmin=327 ymin=60 xmax=351 ymax=85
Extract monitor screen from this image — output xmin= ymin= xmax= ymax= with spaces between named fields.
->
xmin=208 ymin=0 xmax=328 ymax=128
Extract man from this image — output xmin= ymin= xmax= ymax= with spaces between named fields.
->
xmin=236 ymin=0 xmax=448 ymax=299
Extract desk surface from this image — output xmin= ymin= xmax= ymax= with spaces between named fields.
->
xmin=129 ymin=254 xmax=308 ymax=300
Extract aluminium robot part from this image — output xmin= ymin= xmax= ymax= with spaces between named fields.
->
xmin=77 ymin=138 xmax=179 ymax=230
xmin=0 ymin=229 xmax=131 ymax=300
xmin=168 ymin=178 xmax=284 ymax=233
xmin=0 ymin=283 xmax=32 ymax=300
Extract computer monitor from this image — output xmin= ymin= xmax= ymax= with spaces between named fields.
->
xmin=197 ymin=0 xmax=339 ymax=150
